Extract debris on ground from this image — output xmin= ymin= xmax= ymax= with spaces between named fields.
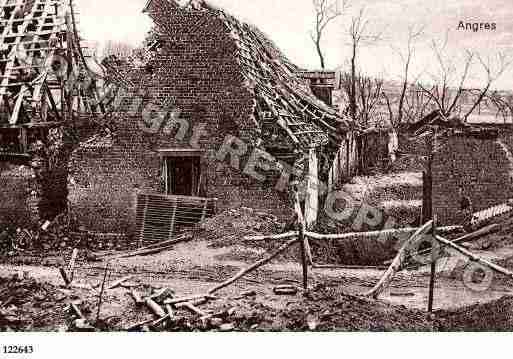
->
xmin=201 ymin=207 xmax=286 ymax=248
xmin=0 ymin=217 xmax=133 ymax=258
xmin=157 ymin=284 xmax=434 ymax=332
xmin=0 ymin=275 xmax=70 ymax=331
xmin=435 ymin=296 xmax=513 ymax=331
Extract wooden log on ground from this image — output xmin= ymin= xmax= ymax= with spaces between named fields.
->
xmin=139 ymin=233 xmax=193 ymax=251
xmin=176 ymin=298 xmax=209 ymax=308
xmin=208 ymin=238 xmax=299 ymax=295
xmin=125 ymin=318 xmax=155 ymax=331
xmin=68 ymin=248 xmax=78 ymax=282
xmin=107 ymin=276 xmax=133 ymax=290
xmin=151 ymin=314 xmax=170 ymax=328
xmin=99 ymin=235 xmax=194 ymax=260
xmin=180 ymin=302 xmax=208 ymax=317
xmin=312 ymin=264 xmax=388 ymax=270
xmin=164 ymin=294 xmax=216 ymax=306
xmin=70 ymin=302 xmax=85 ymax=319
xmin=105 ymin=244 xmax=183 ymax=260
xmin=365 ymin=221 xmax=433 ymax=299
xmin=273 ymin=285 xmax=298 ymax=295
xmin=243 ymin=231 xmax=298 ymax=242
xmin=130 ymin=290 xmax=143 ymax=305
xmin=59 ymin=267 xmax=71 ymax=287
xmin=152 ymin=299 xmax=206 ymax=325
xmin=435 ymin=235 xmax=513 ymax=280
xmin=165 ymin=304 xmax=174 ymax=321
xmin=145 ymin=298 xmax=166 ymax=318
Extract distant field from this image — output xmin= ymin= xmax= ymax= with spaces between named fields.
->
xmin=467 ymin=113 xmax=513 ymax=124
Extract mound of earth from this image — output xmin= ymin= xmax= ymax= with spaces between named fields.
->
xmin=264 ymin=285 xmax=433 ymax=331
xmin=171 ymin=285 xmax=434 ymax=332
xmin=0 ymin=275 xmax=69 ymax=331
xmin=435 ymin=296 xmax=513 ymax=331
xmin=200 ymin=207 xmax=285 ymax=247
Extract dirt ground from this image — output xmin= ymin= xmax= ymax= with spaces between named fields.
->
xmin=2 ymin=173 xmax=513 ymax=332
xmin=1 ymin=231 xmax=513 ymax=332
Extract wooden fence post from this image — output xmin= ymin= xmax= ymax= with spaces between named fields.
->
xmin=428 ymin=215 xmax=437 ymax=313
xmin=294 ymin=192 xmax=309 ymax=291
xmin=427 ymin=129 xmax=436 ymax=313
xmin=299 ymin=219 xmax=308 ymax=291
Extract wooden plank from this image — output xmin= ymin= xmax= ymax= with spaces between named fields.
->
xmin=168 ymin=198 xmax=177 ymax=241
xmin=200 ymin=199 xmax=208 ymax=222
xmin=9 ymin=84 xmax=27 ymax=124
xmin=208 ymin=238 xmax=299 ymax=295
xmin=303 ymin=226 xmax=461 ymax=241
xmin=138 ymin=195 xmax=149 ymax=248
xmin=365 ymin=221 xmax=433 ymax=299
xmin=435 ymin=234 xmax=513 ymax=280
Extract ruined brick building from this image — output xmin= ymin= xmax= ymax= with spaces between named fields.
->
xmin=3 ymin=0 xmax=511 ymax=242
xmin=432 ymin=128 xmax=513 ymax=225
xmin=68 ymin=0 xmax=353 ymax=238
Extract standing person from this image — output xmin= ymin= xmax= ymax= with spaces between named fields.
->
xmin=458 ymin=185 xmax=474 ymax=229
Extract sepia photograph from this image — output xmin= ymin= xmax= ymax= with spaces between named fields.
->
xmin=0 ymin=0 xmax=512 ymax=352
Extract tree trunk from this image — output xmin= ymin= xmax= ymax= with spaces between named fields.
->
xmin=350 ymin=43 xmax=357 ymax=121
xmin=315 ymin=40 xmax=325 ymax=70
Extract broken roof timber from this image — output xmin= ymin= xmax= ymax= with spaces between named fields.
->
xmin=145 ymin=0 xmax=355 ymax=151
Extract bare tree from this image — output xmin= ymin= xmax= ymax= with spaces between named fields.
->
xmin=402 ymin=84 xmax=433 ymax=124
xmin=382 ymin=26 xmax=424 ymax=163
xmin=311 ymin=0 xmax=347 ymax=69
xmin=418 ymin=34 xmax=475 ymax=118
xmin=417 ymin=32 xmax=512 ymax=123
xmin=344 ymin=8 xmax=382 ymax=121
xmin=462 ymin=53 xmax=512 ymax=121
xmin=341 ymin=72 xmax=383 ymax=127
xmin=486 ymin=91 xmax=513 ymax=123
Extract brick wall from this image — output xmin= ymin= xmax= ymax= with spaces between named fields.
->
xmin=69 ymin=115 xmax=292 ymax=234
xmin=68 ymin=4 xmax=294 ymax=234
xmin=432 ymin=135 xmax=513 ymax=225
xmin=0 ymin=163 xmax=39 ymax=228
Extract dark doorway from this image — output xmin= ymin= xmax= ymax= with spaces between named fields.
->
xmin=160 ymin=149 xmax=204 ymax=197
xmin=166 ymin=156 xmax=200 ymax=196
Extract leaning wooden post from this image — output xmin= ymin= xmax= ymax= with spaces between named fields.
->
xmin=298 ymin=217 xmax=308 ymax=291
xmin=427 ymin=128 xmax=437 ymax=313
xmin=427 ymin=216 xmax=437 ymax=313
xmin=365 ymin=221 xmax=433 ymax=299
xmin=208 ymin=238 xmax=298 ymax=295
xmin=294 ymin=191 xmax=309 ymax=291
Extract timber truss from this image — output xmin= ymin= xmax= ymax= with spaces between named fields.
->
xmin=0 ymin=0 xmax=103 ymax=159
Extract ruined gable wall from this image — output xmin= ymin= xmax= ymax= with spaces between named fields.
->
xmin=432 ymin=135 xmax=513 ymax=225
xmin=68 ymin=4 xmax=293 ymax=234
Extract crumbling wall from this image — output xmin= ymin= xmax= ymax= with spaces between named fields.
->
xmin=68 ymin=2 xmax=298 ymax=234
xmin=432 ymin=135 xmax=513 ymax=225
xmin=69 ymin=114 xmax=292 ymax=234
xmin=0 ymin=129 xmax=69 ymax=227
xmin=0 ymin=163 xmax=38 ymax=228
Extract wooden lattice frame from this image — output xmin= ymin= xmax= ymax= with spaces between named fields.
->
xmin=0 ymin=0 xmax=101 ymax=127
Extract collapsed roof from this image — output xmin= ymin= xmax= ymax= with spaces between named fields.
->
xmin=143 ymin=0 xmax=353 ymax=150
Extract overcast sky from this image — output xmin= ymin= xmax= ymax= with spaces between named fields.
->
xmin=76 ymin=0 xmax=513 ymax=90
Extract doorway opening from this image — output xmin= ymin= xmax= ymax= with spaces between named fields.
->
xmin=159 ymin=149 xmax=204 ymax=197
